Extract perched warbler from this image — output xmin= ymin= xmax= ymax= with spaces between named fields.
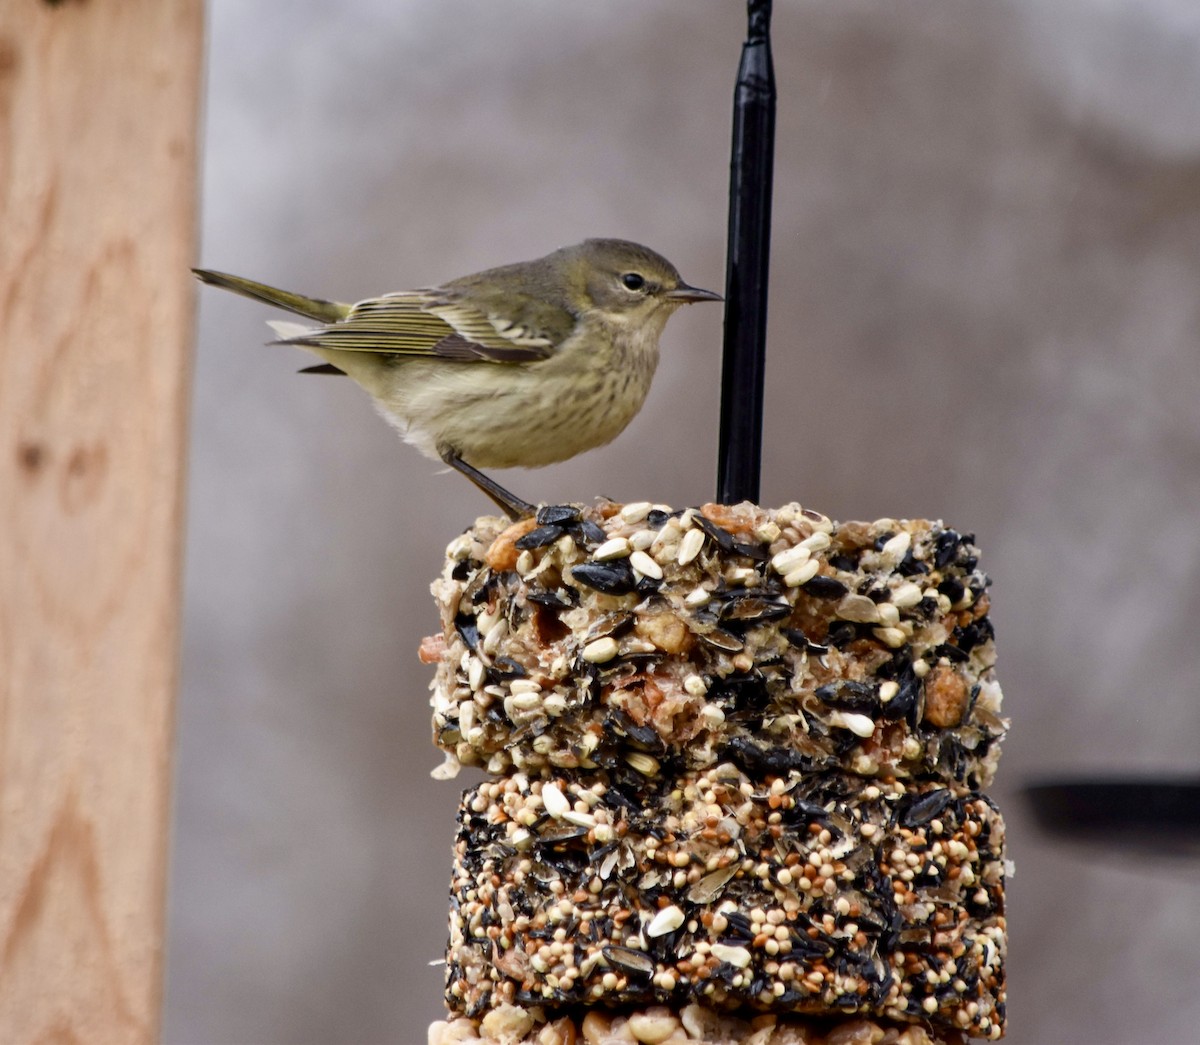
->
xmin=195 ymin=239 xmax=720 ymax=518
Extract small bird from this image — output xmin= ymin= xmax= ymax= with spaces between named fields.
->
xmin=195 ymin=239 xmax=720 ymax=519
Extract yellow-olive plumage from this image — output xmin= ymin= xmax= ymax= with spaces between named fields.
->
xmin=194 ymin=239 xmax=720 ymax=517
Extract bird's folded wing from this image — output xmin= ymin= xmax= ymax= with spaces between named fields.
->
xmin=270 ymin=290 xmax=559 ymax=363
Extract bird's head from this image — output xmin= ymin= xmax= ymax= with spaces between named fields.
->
xmin=567 ymin=239 xmax=722 ymax=329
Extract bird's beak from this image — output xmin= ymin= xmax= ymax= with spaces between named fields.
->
xmin=666 ymin=282 xmax=723 ymax=303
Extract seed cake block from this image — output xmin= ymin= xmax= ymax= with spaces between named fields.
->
xmin=442 ymin=765 xmax=1006 ymax=1040
xmin=429 ymin=1006 xmax=966 ymax=1045
xmin=425 ymin=501 xmax=1006 ymax=788
xmin=426 ymin=501 xmax=1010 ymax=1043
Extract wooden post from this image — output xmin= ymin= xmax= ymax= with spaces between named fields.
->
xmin=0 ymin=3 xmax=203 ymax=1042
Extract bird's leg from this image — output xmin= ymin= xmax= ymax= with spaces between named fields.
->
xmin=439 ymin=449 xmax=536 ymax=521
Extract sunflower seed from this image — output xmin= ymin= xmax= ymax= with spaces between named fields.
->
xmin=677 ymin=527 xmax=705 ymax=565
xmin=881 ymin=531 xmax=912 ymax=562
xmin=582 ymin=637 xmax=619 ymax=663
xmin=625 ymin=751 xmax=660 ymax=776
xmin=592 ymin=537 xmax=632 ymax=561
xmin=541 ymin=782 xmax=570 ymax=817
xmin=711 ymin=943 xmax=752 ymax=968
xmin=799 ymin=531 xmax=832 ymax=552
xmin=646 ymin=905 xmax=685 ymax=937
xmin=771 ymin=545 xmax=811 ymax=575
xmin=829 ymin=710 xmax=877 ymax=737
xmin=619 ymin=501 xmax=653 ymax=523
xmin=784 ymin=559 xmax=821 ymax=587
xmin=891 ymin=581 xmax=924 ymax=608
xmin=629 ymin=550 xmax=663 ymax=580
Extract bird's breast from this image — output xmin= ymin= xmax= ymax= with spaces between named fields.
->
xmin=370 ymin=317 xmax=664 ymax=470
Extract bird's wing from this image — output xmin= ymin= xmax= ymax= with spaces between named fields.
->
xmin=270 ymin=289 xmax=568 ymax=364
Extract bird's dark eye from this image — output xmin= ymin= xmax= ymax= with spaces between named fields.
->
xmin=621 ymin=272 xmax=646 ymax=291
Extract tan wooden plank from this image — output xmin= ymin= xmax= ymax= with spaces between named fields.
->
xmin=0 ymin=3 xmax=203 ymax=1041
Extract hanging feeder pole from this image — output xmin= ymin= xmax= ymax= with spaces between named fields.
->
xmin=717 ymin=0 xmax=776 ymax=505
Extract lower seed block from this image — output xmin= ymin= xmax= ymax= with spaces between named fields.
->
xmin=446 ymin=765 xmax=1006 ymax=1039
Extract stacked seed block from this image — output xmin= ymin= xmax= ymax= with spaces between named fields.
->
xmin=425 ymin=502 xmax=1008 ymax=1044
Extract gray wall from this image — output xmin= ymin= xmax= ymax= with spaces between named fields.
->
xmin=169 ymin=2 xmax=1200 ymax=1041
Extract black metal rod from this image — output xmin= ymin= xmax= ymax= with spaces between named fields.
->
xmin=717 ymin=0 xmax=776 ymax=505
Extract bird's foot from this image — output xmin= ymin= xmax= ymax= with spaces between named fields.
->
xmin=440 ymin=450 xmax=536 ymax=521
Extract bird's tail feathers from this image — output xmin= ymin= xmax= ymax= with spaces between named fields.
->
xmin=267 ymin=319 xmax=317 ymax=342
xmin=192 ymin=269 xmax=350 ymax=323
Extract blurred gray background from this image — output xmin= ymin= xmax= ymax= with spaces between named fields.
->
xmin=170 ymin=1 xmax=1200 ymax=1042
